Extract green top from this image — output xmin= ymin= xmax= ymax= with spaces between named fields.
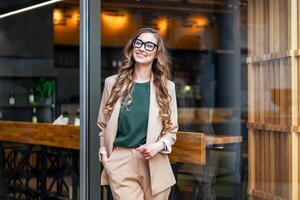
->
xmin=113 ymin=81 xmax=150 ymax=148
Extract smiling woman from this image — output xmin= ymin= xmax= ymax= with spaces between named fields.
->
xmin=97 ymin=27 xmax=178 ymax=199
xmin=132 ymin=33 xmax=158 ymax=66
xmin=100 ymin=0 xmax=251 ymax=199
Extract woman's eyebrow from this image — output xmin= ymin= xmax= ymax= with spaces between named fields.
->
xmin=137 ymin=39 xmax=156 ymax=43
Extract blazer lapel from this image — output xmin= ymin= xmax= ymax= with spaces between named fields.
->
xmin=105 ymin=97 xmax=122 ymax=155
xmin=146 ymin=78 xmax=161 ymax=144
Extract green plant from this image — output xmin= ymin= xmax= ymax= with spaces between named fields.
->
xmin=32 ymin=78 xmax=55 ymax=98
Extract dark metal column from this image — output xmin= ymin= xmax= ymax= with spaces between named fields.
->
xmin=80 ymin=0 xmax=101 ymax=199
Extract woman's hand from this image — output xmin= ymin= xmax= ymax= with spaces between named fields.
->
xmin=136 ymin=141 xmax=164 ymax=160
xmin=100 ymin=153 xmax=108 ymax=163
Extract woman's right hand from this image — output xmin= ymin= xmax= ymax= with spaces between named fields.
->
xmin=101 ymin=154 xmax=109 ymax=163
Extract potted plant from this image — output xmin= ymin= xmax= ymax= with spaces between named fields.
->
xmin=32 ymin=78 xmax=55 ymax=105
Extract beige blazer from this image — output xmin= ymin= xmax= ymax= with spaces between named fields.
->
xmin=97 ymin=74 xmax=178 ymax=195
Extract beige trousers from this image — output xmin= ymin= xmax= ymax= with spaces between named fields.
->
xmin=103 ymin=146 xmax=171 ymax=200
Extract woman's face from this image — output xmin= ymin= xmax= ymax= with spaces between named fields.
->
xmin=132 ymin=32 xmax=158 ymax=66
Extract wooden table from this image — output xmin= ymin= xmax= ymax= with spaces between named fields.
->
xmin=0 ymin=120 xmax=80 ymax=199
xmin=0 ymin=121 xmax=242 ymax=152
xmin=169 ymin=131 xmax=242 ymax=165
xmin=0 ymin=120 xmax=80 ymax=149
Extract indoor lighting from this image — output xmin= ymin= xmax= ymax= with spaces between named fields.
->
xmin=0 ymin=0 xmax=62 ymax=19
xmin=183 ymin=85 xmax=192 ymax=93
xmin=53 ymin=8 xmax=64 ymax=25
xmin=102 ymin=12 xmax=128 ymax=30
xmin=157 ymin=18 xmax=168 ymax=36
xmin=189 ymin=16 xmax=209 ymax=27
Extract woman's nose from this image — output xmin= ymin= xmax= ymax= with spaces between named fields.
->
xmin=139 ymin=45 xmax=146 ymax=52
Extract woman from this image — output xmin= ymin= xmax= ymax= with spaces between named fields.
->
xmin=97 ymin=27 xmax=178 ymax=200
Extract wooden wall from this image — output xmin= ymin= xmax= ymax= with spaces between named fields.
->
xmin=247 ymin=0 xmax=300 ymax=199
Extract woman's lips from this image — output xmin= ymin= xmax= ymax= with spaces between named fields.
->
xmin=136 ymin=52 xmax=147 ymax=58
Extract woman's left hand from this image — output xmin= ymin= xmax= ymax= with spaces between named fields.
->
xmin=136 ymin=141 xmax=164 ymax=160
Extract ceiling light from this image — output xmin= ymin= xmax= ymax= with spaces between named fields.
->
xmin=0 ymin=0 xmax=62 ymax=19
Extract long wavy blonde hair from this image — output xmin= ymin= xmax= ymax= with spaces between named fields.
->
xmin=104 ymin=27 xmax=173 ymax=131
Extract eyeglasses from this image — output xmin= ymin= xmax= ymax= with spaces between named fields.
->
xmin=132 ymin=39 xmax=158 ymax=52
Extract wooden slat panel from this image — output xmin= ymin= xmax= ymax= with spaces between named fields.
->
xmin=288 ymin=129 xmax=293 ymax=200
xmin=279 ymin=59 xmax=285 ymax=125
xmin=283 ymin=59 xmax=287 ymax=126
xmin=299 ymin=133 xmax=300 ymax=200
xmin=258 ymin=130 xmax=266 ymax=191
xmin=298 ymin=0 xmax=300 ymax=49
xmin=283 ymin=134 xmax=288 ymax=199
xmin=291 ymin=0 xmax=299 ymax=199
xmin=260 ymin=62 xmax=265 ymax=123
xmin=255 ymin=0 xmax=259 ymax=56
xmin=279 ymin=0 xmax=284 ymax=52
xmin=255 ymin=64 xmax=260 ymax=122
xmin=249 ymin=128 xmax=256 ymax=191
xmin=278 ymin=132 xmax=282 ymax=197
xmin=274 ymin=0 xmax=279 ymax=52
xmin=241 ymin=0 xmax=299 ymax=198
xmin=259 ymin=0 xmax=264 ymax=55
xmin=274 ymin=132 xmax=279 ymax=196
xmin=274 ymin=60 xmax=280 ymax=124
xmin=289 ymin=132 xmax=299 ymax=200
xmin=270 ymin=60 xmax=275 ymax=124
xmin=248 ymin=64 xmax=255 ymax=123
xmin=248 ymin=0 xmax=254 ymax=58
xmin=264 ymin=0 xmax=269 ymax=54
xmin=265 ymin=62 xmax=270 ymax=124
xmin=255 ymin=130 xmax=260 ymax=190
xmin=269 ymin=0 xmax=274 ymax=53
xmin=287 ymin=59 xmax=292 ymax=125
xmin=264 ymin=132 xmax=270 ymax=194
xmin=270 ymin=131 xmax=275 ymax=195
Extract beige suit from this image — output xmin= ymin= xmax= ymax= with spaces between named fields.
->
xmin=97 ymin=74 xmax=178 ymax=196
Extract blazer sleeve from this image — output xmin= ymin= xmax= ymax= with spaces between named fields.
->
xmin=158 ymin=82 xmax=178 ymax=154
xmin=97 ymin=78 xmax=110 ymax=160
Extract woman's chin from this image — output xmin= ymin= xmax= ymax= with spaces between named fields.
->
xmin=134 ymin=60 xmax=152 ymax=65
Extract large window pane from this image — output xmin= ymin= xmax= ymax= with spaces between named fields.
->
xmin=0 ymin=0 xmax=80 ymax=199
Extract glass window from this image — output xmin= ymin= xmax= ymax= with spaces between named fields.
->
xmin=0 ymin=0 xmax=80 ymax=199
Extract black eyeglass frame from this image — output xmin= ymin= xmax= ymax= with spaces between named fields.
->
xmin=132 ymin=38 xmax=158 ymax=51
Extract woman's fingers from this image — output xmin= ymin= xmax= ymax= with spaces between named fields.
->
xmin=136 ymin=144 xmax=147 ymax=152
xmin=101 ymin=154 xmax=108 ymax=162
xmin=137 ymin=143 xmax=158 ymax=159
